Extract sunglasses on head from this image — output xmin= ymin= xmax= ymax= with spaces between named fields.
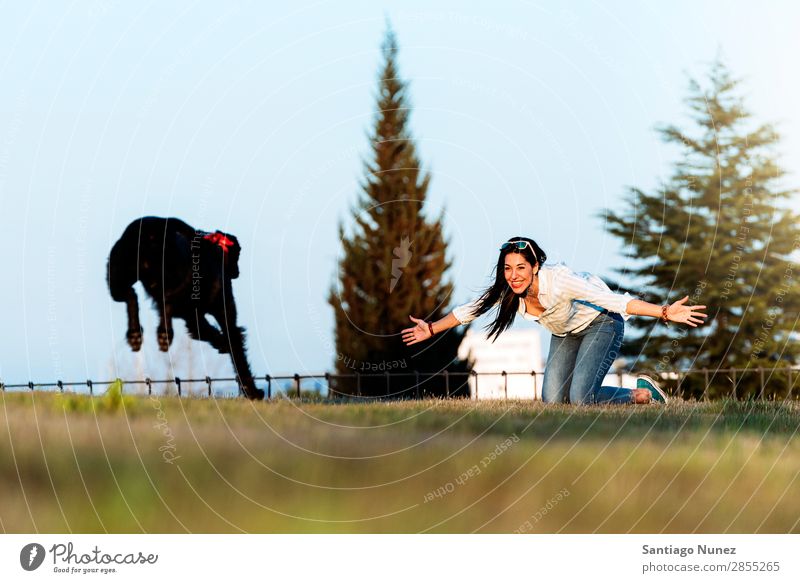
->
xmin=500 ymin=240 xmax=537 ymax=261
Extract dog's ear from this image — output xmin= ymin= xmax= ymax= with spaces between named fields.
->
xmin=220 ymin=231 xmax=241 ymax=279
xmin=204 ymin=230 xmax=241 ymax=279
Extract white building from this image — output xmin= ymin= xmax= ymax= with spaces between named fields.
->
xmin=458 ymin=328 xmax=544 ymax=400
xmin=458 ymin=328 xmax=636 ymax=400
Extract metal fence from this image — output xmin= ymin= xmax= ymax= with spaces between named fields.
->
xmin=2 ymin=365 xmax=798 ymax=400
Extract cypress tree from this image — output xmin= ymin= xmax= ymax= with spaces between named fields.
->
xmin=328 ymin=26 xmax=468 ymax=398
xmin=604 ymin=60 xmax=800 ymax=399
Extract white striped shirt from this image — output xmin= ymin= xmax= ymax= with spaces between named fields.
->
xmin=452 ymin=263 xmax=635 ymax=336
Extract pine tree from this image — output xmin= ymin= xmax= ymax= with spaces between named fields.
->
xmin=328 ymin=26 xmax=468 ymax=398
xmin=604 ymin=60 xmax=800 ymax=399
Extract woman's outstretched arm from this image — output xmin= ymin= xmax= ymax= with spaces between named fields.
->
xmin=626 ymin=296 xmax=707 ymax=327
xmin=401 ymin=312 xmax=462 ymax=345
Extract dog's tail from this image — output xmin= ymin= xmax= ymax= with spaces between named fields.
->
xmin=107 ymin=221 xmax=143 ymax=301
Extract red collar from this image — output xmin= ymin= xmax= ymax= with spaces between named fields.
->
xmin=204 ymin=232 xmax=234 ymax=254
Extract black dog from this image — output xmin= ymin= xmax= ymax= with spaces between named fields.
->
xmin=107 ymin=216 xmax=264 ymax=400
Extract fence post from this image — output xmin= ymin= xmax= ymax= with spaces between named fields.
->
xmin=324 ymin=373 xmax=330 ymax=399
xmin=294 ymin=374 xmax=301 ymax=399
xmin=788 ymin=368 xmax=793 ymax=400
xmin=758 ymin=367 xmax=765 ymax=399
xmin=703 ymin=368 xmax=709 ymax=401
xmin=531 ymin=371 xmax=537 ymax=400
xmin=175 ymin=377 xmax=182 ymax=397
xmin=356 ymin=372 xmax=361 ymax=397
xmin=502 ymin=371 xmax=508 ymax=400
xmin=145 ymin=377 xmax=152 ymax=395
xmin=445 ymin=371 xmax=450 ymax=398
xmin=28 ymin=381 xmax=34 ymax=391
xmin=0 ymin=381 xmax=4 ymax=392
xmin=57 ymin=380 xmax=64 ymax=393
xmin=265 ymin=375 xmax=272 ymax=400
xmin=205 ymin=376 xmax=212 ymax=397
xmin=731 ymin=368 xmax=737 ymax=400
xmin=472 ymin=370 xmax=479 ymax=400
xmin=87 ymin=380 xmax=93 ymax=396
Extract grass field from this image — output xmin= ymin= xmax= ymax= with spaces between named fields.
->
xmin=2 ymin=387 xmax=799 ymax=533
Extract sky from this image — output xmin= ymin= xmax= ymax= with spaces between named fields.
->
xmin=0 ymin=0 xmax=798 ymax=388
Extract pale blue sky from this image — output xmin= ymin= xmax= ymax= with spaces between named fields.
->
xmin=0 ymin=1 xmax=798 ymax=386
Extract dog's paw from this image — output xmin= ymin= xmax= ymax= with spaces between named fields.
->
xmin=157 ymin=328 xmax=174 ymax=352
xmin=127 ymin=329 xmax=143 ymax=351
xmin=243 ymin=386 xmax=265 ymax=400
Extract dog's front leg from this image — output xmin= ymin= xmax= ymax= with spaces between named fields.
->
xmin=186 ymin=312 xmax=229 ymax=353
xmin=212 ymin=301 xmax=263 ymax=400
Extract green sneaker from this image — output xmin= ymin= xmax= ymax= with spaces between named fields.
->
xmin=636 ymin=374 xmax=669 ymax=404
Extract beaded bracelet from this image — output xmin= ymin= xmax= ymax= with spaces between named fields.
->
xmin=427 ymin=321 xmax=435 ymax=337
xmin=661 ymin=305 xmax=670 ymax=325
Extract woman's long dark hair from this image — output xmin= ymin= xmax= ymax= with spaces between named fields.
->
xmin=469 ymin=236 xmax=547 ymax=342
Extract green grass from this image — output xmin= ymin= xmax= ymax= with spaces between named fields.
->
xmin=2 ymin=390 xmax=799 ymax=533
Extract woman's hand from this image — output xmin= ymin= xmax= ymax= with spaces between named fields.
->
xmin=402 ymin=316 xmax=432 ymax=345
xmin=666 ymin=296 xmax=708 ymax=327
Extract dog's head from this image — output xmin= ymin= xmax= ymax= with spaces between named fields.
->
xmin=204 ymin=231 xmax=241 ymax=279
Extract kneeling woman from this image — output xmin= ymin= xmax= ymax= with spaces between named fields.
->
xmin=402 ymin=237 xmax=707 ymax=405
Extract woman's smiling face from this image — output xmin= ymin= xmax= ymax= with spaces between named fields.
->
xmin=504 ymin=252 xmax=534 ymax=294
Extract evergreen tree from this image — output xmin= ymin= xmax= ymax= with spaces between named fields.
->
xmin=604 ymin=60 xmax=800 ymax=399
xmin=328 ymin=26 xmax=468 ymax=398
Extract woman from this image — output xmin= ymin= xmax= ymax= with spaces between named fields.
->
xmin=401 ymin=237 xmax=707 ymax=405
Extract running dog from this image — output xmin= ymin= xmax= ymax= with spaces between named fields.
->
xmin=107 ymin=216 xmax=263 ymax=399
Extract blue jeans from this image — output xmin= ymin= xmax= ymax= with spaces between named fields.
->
xmin=541 ymin=311 xmax=635 ymax=405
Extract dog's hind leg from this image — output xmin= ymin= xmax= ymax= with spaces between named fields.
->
xmin=157 ymin=302 xmax=175 ymax=352
xmin=107 ymin=241 xmax=144 ymax=351
xmin=120 ymin=289 xmax=143 ymax=351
